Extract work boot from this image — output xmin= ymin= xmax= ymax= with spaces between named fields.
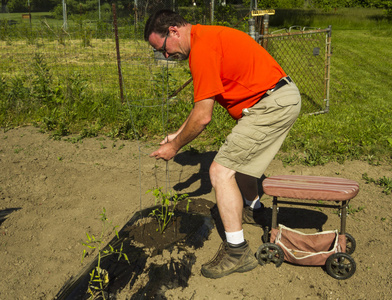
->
xmin=201 ymin=241 xmax=258 ymax=279
xmin=242 ymin=204 xmax=264 ymax=226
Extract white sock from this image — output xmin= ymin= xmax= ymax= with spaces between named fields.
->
xmin=245 ymin=196 xmax=262 ymax=210
xmin=225 ymin=229 xmax=244 ymax=245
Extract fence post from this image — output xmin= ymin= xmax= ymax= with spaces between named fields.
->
xmin=210 ymin=0 xmax=214 ymax=24
xmin=248 ymin=18 xmax=256 ymax=41
xmin=62 ymin=0 xmax=67 ymax=30
xmin=261 ymin=14 xmax=269 ymax=49
xmin=324 ymin=25 xmax=332 ymax=113
xmin=28 ymin=4 xmax=32 ymax=28
xmin=112 ymin=3 xmax=125 ymax=104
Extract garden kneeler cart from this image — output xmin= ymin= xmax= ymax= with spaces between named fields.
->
xmin=257 ymin=175 xmax=359 ymax=280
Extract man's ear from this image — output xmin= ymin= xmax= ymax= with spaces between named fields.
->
xmin=168 ymin=26 xmax=180 ymax=37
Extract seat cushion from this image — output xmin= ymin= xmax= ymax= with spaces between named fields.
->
xmin=262 ymin=175 xmax=359 ymax=201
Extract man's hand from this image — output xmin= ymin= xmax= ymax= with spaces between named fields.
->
xmin=149 ymin=142 xmax=178 ymax=161
xmin=149 ymin=98 xmax=214 ymax=161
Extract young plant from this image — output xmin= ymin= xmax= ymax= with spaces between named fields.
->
xmin=147 ymin=187 xmax=190 ymax=234
xmin=362 ymin=173 xmax=392 ymax=195
xmin=81 ymin=208 xmax=129 ymax=300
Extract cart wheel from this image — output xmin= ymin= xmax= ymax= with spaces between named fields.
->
xmin=256 ymin=243 xmax=284 ymax=267
xmin=345 ymin=233 xmax=356 ymax=255
xmin=326 ymin=252 xmax=356 ymax=280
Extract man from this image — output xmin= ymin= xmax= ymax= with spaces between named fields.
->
xmin=144 ymin=10 xmax=301 ymax=279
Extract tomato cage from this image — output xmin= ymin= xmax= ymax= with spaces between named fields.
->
xmin=256 ymin=175 xmax=359 ymax=280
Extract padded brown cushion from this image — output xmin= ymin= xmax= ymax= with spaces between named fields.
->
xmin=262 ymin=175 xmax=359 ymax=201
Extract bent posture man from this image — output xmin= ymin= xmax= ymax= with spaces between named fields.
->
xmin=144 ymin=10 xmax=301 ymax=279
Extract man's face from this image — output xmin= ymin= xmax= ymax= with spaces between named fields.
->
xmin=148 ymin=31 xmax=189 ymax=61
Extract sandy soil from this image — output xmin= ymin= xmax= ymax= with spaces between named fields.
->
xmin=0 ymin=126 xmax=391 ymax=299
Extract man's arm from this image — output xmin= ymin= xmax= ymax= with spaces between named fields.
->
xmin=150 ymin=98 xmax=214 ymax=160
xmin=159 ymin=109 xmax=193 ymax=145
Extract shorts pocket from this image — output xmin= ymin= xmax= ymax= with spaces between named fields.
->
xmin=273 ymin=88 xmax=301 ymax=107
xmin=274 ymin=92 xmax=300 ymax=107
xmin=224 ymin=128 xmax=267 ymax=164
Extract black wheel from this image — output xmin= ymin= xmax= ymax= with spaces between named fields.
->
xmin=326 ymin=253 xmax=356 ymax=280
xmin=345 ymin=232 xmax=356 ymax=255
xmin=256 ymin=243 xmax=284 ymax=267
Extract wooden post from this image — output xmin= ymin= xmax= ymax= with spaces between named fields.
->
xmin=112 ymin=3 xmax=124 ymax=104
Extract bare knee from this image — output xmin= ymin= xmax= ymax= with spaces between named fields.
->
xmin=209 ymin=161 xmax=236 ymax=188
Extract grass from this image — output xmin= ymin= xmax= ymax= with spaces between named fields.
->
xmin=0 ymin=8 xmax=391 ymax=166
xmin=269 ymin=7 xmax=392 ymax=31
xmin=362 ymin=173 xmax=392 ymax=195
xmin=279 ymin=28 xmax=392 ymax=165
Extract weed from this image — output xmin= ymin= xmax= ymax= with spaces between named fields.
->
xmin=81 ymin=29 xmax=93 ymax=47
xmin=81 ymin=208 xmax=129 ymax=300
xmin=362 ymin=173 xmax=392 ymax=195
xmin=147 ymin=187 xmax=190 ymax=234
xmin=80 ymin=128 xmax=98 ymax=139
xmin=51 ymin=122 xmax=70 ymax=139
xmin=13 ymin=146 xmax=23 ymax=154
xmin=64 ymin=136 xmax=83 ymax=144
xmin=333 ymin=204 xmax=365 ymax=217
xmin=347 ymin=205 xmax=365 ymax=215
xmin=302 ymin=148 xmax=328 ymax=166
xmin=31 ymin=53 xmax=56 ymax=104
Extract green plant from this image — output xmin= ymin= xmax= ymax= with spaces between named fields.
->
xmin=13 ymin=146 xmax=23 ymax=154
xmin=362 ymin=173 xmax=392 ymax=195
xmin=81 ymin=208 xmax=129 ymax=300
xmin=347 ymin=204 xmax=365 ymax=215
xmin=333 ymin=204 xmax=365 ymax=217
xmin=81 ymin=29 xmax=93 ymax=47
xmin=31 ymin=53 xmax=56 ymax=104
xmin=147 ymin=187 xmax=190 ymax=234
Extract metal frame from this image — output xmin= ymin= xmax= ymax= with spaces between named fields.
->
xmin=271 ymin=197 xmax=349 ymax=235
xmin=259 ymin=24 xmax=332 ymax=115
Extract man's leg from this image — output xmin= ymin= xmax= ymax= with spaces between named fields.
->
xmin=235 ymin=173 xmax=264 ymax=225
xmin=235 ymin=172 xmax=258 ymax=202
xmin=210 ymin=161 xmax=243 ymax=232
xmin=200 ymin=161 xmax=258 ymax=279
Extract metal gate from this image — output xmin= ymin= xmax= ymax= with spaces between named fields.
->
xmin=260 ymin=24 xmax=332 ymax=115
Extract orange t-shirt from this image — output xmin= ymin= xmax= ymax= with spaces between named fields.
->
xmin=189 ymin=24 xmax=286 ymax=120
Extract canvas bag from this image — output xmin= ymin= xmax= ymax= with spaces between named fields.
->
xmin=270 ymin=224 xmax=347 ymax=266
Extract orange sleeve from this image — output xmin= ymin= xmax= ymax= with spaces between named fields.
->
xmin=189 ymin=37 xmax=225 ymax=102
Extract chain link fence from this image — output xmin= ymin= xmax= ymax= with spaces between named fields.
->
xmin=1 ymin=4 xmax=331 ymax=127
xmin=259 ymin=23 xmax=332 ymax=115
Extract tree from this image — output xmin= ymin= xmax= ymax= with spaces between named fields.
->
xmin=3 ymin=0 xmax=57 ymax=12
xmin=1 ymin=0 xmax=9 ymax=13
xmin=375 ymin=0 xmax=392 ymax=18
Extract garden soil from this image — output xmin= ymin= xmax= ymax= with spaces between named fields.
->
xmin=1 ymin=126 xmax=391 ymax=299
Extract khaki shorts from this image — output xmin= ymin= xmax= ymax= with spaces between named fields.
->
xmin=214 ymin=80 xmax=301 ymax=178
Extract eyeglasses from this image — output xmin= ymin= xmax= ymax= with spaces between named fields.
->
xmin=157 ymin=33 xmax=169 ymax=54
